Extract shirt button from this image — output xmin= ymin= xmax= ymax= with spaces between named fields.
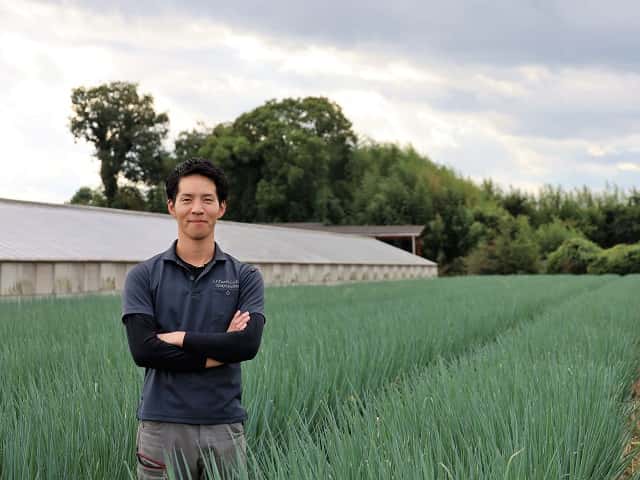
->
xmin=189 ymin=276 xmax=195 ymax=281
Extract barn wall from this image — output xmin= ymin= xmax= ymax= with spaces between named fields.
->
xmin=0 ymin=261 xmax=437 ymax=297
xmin=0 ymin=262 xmax=138 ymax=297
xmin=257 ymin=262 xmax=437 ymax=286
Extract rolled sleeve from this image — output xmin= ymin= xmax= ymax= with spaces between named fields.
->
xmin=237 ymin=265 xmax=265 ymax=319
xmin=121 ymin=264 xmax=155 ymax=320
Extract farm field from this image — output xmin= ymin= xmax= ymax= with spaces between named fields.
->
xmin=1 ymin=275 xmax=639 ymax=479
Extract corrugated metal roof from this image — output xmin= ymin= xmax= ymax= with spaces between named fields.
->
xmin=0 ymin=198 xmax=435 ymax=266
xmin=266 ymin=223 xmax=424 ymax=237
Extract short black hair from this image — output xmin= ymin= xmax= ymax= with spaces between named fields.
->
xmin=165 ymin=158 xmax=229 ymax=204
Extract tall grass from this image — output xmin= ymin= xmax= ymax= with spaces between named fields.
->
xmin=0 ymin=296 xmax=139 ymax=479
xmin=251 ymin=275 xmax=640 ymax=479
xmin=242 ymin=275 xmax=611 ymax=445
xmin=0 ymin=276 xmax=617 ymax=478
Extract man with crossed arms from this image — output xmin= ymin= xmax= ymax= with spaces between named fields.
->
xmin=122 ymin=159 xmax=265 ymax=479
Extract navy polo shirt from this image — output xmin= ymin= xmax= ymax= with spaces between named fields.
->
xmin=121 ymin=240 xmax=265 ymax=425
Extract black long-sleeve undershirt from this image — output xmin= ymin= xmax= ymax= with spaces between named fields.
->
xmin=123 ymin=313 xmax=207 ymax=371
xmin=183 ymin=313 xmax=265 ymax=363
xmin=123 ymin=312 xmax=265 ymax=369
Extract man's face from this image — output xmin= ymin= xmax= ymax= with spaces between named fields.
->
xmin=167 ymin=174 xmax=226 ymax=241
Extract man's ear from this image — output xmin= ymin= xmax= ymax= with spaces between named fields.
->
xmin=217 ymin=201 xmax=226 ymax=219
xmin=167 ymin=199 xmax=176 ymax=218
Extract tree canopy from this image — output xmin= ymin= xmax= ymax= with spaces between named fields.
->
xmin=67 ymin=89 xmax=640 ymax=276
xmin=69 ymin=81 xmax=169 ymax=206
xmin=200 ymin=97 xmax=357 ymax=223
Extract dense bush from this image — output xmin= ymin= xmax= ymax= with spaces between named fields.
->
xmin=466 ymin=216 xmax=539 ymax=275
xmin=546 ymin=237 xmax=601 ymax=274
xmin=588 ymin=243 xmax=640 ymax=275
xmin=606 ymin=244 xmax=640 ymax=274
xmin=535 ymin=218 xmax=583 ymax=258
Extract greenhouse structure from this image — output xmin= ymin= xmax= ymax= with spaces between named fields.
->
xmin=0 ymin=198 xmax=437 ymax=297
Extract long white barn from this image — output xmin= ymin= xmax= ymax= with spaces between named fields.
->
xmin=0 ymin=198 xmax=437 ymax=296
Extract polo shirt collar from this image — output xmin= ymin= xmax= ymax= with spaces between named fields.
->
xmin=162 ymin=239 xmax=227 ymax=268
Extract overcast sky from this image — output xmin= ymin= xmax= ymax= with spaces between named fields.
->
xmin=1 ymin=0 xmax=639 ymax=203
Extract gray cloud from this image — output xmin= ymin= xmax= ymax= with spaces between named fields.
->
xmin=4 ymin=0 xmax=639 ymax=202
xmin=48 ymin=0 xmax=640 ymax=68
xmin=509 ymin=111 xmax=640 ymax=140
xmin=37 ymin=1 xmax=640 ymax=144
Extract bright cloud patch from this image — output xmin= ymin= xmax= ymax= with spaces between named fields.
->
xmin=1 ymin=0 xmax=639 ymax=203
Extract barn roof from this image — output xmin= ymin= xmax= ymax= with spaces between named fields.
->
xmin=0 ymin=198 xmax=435 ymax=266
xmin=266 ymin=223 xmax=424 ymax=237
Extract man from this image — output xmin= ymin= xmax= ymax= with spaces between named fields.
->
xmin=121 ymin=159 xmax=266 ymax=479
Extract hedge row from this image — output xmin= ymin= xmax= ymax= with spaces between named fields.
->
xmin=546 ymin=237 xmax=640 ymax=274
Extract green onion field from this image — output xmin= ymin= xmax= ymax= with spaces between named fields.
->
xmin=1 ymin=275 xmax=640 ymax=479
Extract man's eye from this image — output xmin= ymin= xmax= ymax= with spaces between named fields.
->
xmin=182 ymin=199 xmax=191 ymax=203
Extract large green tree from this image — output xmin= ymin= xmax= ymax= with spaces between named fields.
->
xmin=200 ymin=97 xmax=357 ymax=223
xmin=423 ymin=189 xmax=482 ymax=273
xmin=173 ymin=122 xmax=214 ymax=166
xmin=68 ymin=186 xmax=106 ymax=207
xmin=139 ymin=124 xmax=216 ymax=214
xmin=69 ymin=81 xmax=169 ymax=206
xmin=348 ymin=143 xmax=433 ymax=224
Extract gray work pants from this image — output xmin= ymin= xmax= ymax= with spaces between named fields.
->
xmin=136 ymin=420 xmax=247 ymax=480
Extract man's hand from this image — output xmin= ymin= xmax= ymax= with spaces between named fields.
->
xmin=155 ymin=332 xmax=222 ymax=368
xmin=227 ymin=310 xmax=251 ymax=332
xmin=156 ymin=331 xmax=185 ymax=347
xmin=156 ymin=311 xmax=250 ymax=367
xmin=156 ymin=311 xmax=250 ymax=346
xmin=205 ymin=358 xmax=223 ymax=368
xmin=203 ymin=311 xmax=249 ymax=368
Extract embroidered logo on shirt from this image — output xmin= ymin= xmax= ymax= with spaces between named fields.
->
xmin=213 ymin=279 xmax=239 ymax=290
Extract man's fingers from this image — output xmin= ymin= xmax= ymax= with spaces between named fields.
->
xmin=227 ymin=312 xmax=251 ymax=332
xmin=229 ymin=310 xmax=241 ymax=324
xmin=233 ymin=318 xmax=249 ymax=328
xmin=227 ymin=310 xmax=251 ymax=332
xmin=228 ymin=314 xmax=250 ymax=332
xmin=231 ymin=312 xmax=250 ymax=325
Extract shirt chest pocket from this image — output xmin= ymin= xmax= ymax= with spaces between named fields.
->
xmin=205 ymin=286 xmax=240 ymax=332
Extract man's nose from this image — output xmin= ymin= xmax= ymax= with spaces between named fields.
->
xmin=191 ymin=200 xmax=204 ymax=213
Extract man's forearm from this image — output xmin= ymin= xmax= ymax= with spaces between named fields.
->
xmin=183 ymin=312 xmax=265 ymax=363
xmin=124 ymin=313 xmax=215 ymax=372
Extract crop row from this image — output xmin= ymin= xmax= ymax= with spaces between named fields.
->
xmin=249 ymin=275 xmax=640 ymax=479
xmin=0 ymin=275 xmax=615 ymax=478
xmin=242 ymin=275 xmax=612 ymax=445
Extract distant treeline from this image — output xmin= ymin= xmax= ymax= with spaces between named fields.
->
xmin=69 ymin=82 xmax=640 ymax=275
